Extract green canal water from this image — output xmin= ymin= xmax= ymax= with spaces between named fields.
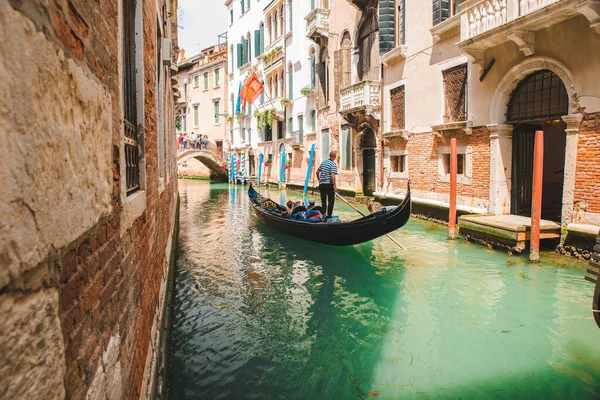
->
xmin=170 ymin=180 xmax=600 ymax=399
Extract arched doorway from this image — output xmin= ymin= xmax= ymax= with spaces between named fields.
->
xmin=361 ymin=126 xmax=377 ymax=195
xmin=248 ymin=148 xmax=255 ymax=177
xmin=508 ymin=69 xmax=569 ymax=221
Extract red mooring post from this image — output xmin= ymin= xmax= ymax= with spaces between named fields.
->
xmin=530 ymin=130 xmax=544 ymax=262
xmin=449 ymin=138 xmax=458 ymax=239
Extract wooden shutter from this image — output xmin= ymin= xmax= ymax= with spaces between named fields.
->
xmin=378 ymin=0 xmax=396 ymax=56
xmin=254 ymin=30 xmax=261 ymax=57
xmin=237 ymin=43 xmax=243 ymax=67
xmin=310 ymin=53 xmax=316 ymax=89
xmin=433 ymin=0 xmax=451 ymax=26
xmin=333 ymin=49 xmax=342 ymax=104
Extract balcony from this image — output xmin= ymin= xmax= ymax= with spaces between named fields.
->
xmin=305 ymin=2 xmax=330 ymax=43
xmin=291 ymin=130 xmax=303 ymax=149
xmin=458 ymin=0 xmax=600 ymax=68
xmin=340 ymin=80 xmax=381 ymax=117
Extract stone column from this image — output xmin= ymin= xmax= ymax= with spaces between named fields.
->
xmin=560 ymin=114 xmax=583 ymax=228
xmin=487 ymin=124 xmax=514 ymax=215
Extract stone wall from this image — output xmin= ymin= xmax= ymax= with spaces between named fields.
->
xmin=0 ymin=0 xmax=179 ymax=399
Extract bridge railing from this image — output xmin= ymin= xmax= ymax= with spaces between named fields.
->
xmin=177 ymin=140 xmax=223 ymax=160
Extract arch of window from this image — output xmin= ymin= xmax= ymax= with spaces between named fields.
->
xmin=506 ymin=69 xmax=568 ymax=123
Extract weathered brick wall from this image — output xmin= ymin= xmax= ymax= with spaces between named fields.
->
xmin=384 ymin=127 xmax=490 ymax=203
xmin=1 ymin=1 xmax=178 ymax=399
xmin=574 ymin=112 xmax=600 ymax=215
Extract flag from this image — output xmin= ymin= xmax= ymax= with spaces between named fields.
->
xmin=240 ymin=74 xmax=265 ymax=106
xmin=235 ymin=82 xmax=242 ymax=114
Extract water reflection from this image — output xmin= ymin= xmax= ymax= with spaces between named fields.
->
xmin=170 ymin=181 xmax=600 ymax=399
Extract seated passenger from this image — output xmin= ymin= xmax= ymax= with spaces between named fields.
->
xmin=286 ymin=200 xmax=294 ymax=216
xmin=307 ymin=198 xmax=316 ymax=211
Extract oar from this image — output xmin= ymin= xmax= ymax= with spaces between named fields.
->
xmin=335 ymin=192 xmax=407 ymax=251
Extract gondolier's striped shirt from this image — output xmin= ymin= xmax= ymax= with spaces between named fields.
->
xmin=317 ymin=159 xmax=338 ymax=185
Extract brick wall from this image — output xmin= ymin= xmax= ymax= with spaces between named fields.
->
xmin=384 ymin=127 xmax=490 ymax=203
xmin=1 ymin=1 xmax=178 ymax=399
xmin=574 ymin=112 xmax=600 ymax=214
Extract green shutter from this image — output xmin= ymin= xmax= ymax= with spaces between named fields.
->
xmin=310 ymin=54 xmax=316 ymax=89
xmin=243 ymin=38 xmax=248 ymax=64
xmin=288 ymin=67 xmax=293 ymax=99
xmin=433 ymin=0 xmax=451 ymax=26
xmin=254 ymin=30 xmax=261 ymax=57
xmin=237 ymin=43 xmax=243 ymax=67
xmin=379 ymin=0 xmax=396 ymax=55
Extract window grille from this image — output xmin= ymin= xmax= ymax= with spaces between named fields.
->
xmin=443 ymin=64 xmax=467 ymax=123
xmin=506 ymin=70 xmax=568 ymax=123
xmin=390 ymin=85 xmax=405 ymax=130
xmin=123 ymin=0 xmax=139 ymax=194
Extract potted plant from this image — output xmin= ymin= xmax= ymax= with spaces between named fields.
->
xmin=225 ymin=115 xmax=233 ymax=122
xmin=264 ymin=160 xmax=271 ymax=167
xmin=284 ymin=160 xmax=292 ymax=170
xmin=300 ymin=85 xmax=312 ymax=97
xmin=280 ymin=97 xmax=290 ymax=106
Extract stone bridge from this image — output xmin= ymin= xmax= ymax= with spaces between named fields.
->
xmin=177 ymin=149 xmax=228 ymax=181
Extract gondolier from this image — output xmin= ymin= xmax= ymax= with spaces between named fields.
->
xmin=316 ymin=151 xmax=338 ymax=218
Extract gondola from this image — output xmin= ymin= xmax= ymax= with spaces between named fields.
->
xmin=247 ymin=183 xmax=411 ymax=246
xmin=587 ymin=230 xmax=600 ymax=329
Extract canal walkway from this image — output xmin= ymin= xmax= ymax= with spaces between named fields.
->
xmin=170 ymin=180 xmax=600 ymax=399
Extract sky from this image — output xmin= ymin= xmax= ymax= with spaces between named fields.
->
xmin=177 ymin=0 xmax=228 ymax=57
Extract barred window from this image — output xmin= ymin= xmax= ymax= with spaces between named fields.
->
xmin=123 ymin=0 xmax=139 ymax=194
xmin=390 ymin=85 xmax=405 ymax=130
xmin=442 ymin=64 xmax=467 ymax=123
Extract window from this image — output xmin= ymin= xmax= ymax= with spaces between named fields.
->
xmin=247 ymin=0 xmax=251 ymax=11
xmin=204 ymin=71 xmax=209 ymax=90
xmin=277 ymin=120 xmax=284 ymax=140
xmin=182 ymin=77 xmax=188 ymax=102
xmin=214 ymin=101 xmax=220 ymax=124
xmin=310 ymin=49 xmax=316 ymax=89
xmin=242 ymin=128 xmax=246 ymax=144
xmin=230 ymin=94 xmax=235 ymax=117
xmin=264 ymin=124 xmax=273 ymax=141
xmin=123 ymin=0 xmax=140 ymax=194
xmin=321 ymin=129 xmax=330 ymax=161
xmin=391 ymin=155 xmax=406 ymax=173
xmin=241 ymin=0 xmax=245 ymax=14
xmin=358 ymin=12 xmax=379 ymax=81
xmin=230 ymin=9 xmax=234 ymax=25
xmin=214 ymin=68 xmax=220 ymax=87
xmin=433 ymin=0 xmax=467 ymax=26
xmin=390 ymin=85 xmax=405 ymax=130
xmin=288 ymin=117 xmax=293 ymax=137
xmin=341 ymin=126 xmax=351 ymax=170
xmin=248 ymin=128 xmax=252 ymax=144
xmin=298 ymin=115 xmax=303 ymax=145
xmin=288 ymin=0 xmax=293 ymax=33
xmin=181 ymin=107 xmax=187 ymax=131
xmin=247 ymin=33 xmax=252 ymax=63
xmin=193 ymin=105 xmax=199 ymax=127
xmin=442 ymin=64 xmax=467 ymax=123
xmin=194 ymin=75 xmax=199 ymax=87
xmin=443 ymin=153 xmax=464 ymax=175
xmin=230 ymin=45 xmax=234 ymax=73
xmin=310 ymin=110 xmax=316 ymax=131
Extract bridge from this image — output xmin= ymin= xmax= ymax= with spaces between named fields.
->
xmin=177 ymin=149 xmax=228 ymax=181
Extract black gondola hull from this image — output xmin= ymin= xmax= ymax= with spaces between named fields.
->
xmin=249 ymin=184 xmax=411 ymax=246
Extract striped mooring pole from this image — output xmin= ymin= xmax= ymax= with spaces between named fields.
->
xmin=241 ymin=152 xmax=246 ymax=185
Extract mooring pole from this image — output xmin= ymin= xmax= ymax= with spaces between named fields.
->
xmin=530 ymin=130 xmax=544 ymax=262
xmin=449 ymin=138 xmax=458 ymax=240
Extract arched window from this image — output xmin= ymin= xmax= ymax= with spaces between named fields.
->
xmin=246 ymin=32 xmax=252 ymax=62
xmin=258 ymin=22 xmax=265 ymax=55
xmin=357 ymin=12 xmax=379 ymax=81
xmin=318 ymin=46 xmax=329 ymax=103
xmin=280 ymin=70 xmax=285 ymax=100
xmin=507 ymin=70 xmax=568 ymax=123
xmin=341 ymin=32 xmax=352 ymax=88
xmin=279 ymin=6 xmax=285 ymax=37
xmin=287 ymin=62 xmax=294 ymax=100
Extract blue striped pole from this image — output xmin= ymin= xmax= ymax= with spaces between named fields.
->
xmin=304 ymin=144 xmax=315 ymax=198
xmin=258 ymin=153 xmax=263 ymax=185
xmin=227 ymin=153 xmax=232 ymax=183
xmin=232 ymin=153 xmax=237 ymax=184
xmin=279 ymin=146 xmax=285 ymax=188
xmin=241 ymin=152 xmax=246 ymax=185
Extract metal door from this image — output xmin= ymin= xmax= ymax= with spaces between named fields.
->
xmin=363 ymin=149 xmax=376 ymax=196
xmin=511 ymin=124 xmax=539 ymax=216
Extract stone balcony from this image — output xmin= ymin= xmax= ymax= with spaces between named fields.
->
xmin=458 ymin=0 xmax=600 ymax=68
xmin=305 ymin=2 xmax=330 ymax=43
xmin=340 ymin=80 xmax=381 ymax=121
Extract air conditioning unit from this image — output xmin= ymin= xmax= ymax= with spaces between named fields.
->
xmin=162 ymin=38 xmax=172 ymax=65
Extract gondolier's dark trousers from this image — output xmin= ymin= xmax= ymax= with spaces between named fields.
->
xmin=319 ymin=184 xmax=335 ymax=217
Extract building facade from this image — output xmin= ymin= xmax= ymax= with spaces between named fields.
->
xmin=379 ymin=0 xmax=600 ymax=238
xmin=1 ymin=0 xmax=180 ymax=398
